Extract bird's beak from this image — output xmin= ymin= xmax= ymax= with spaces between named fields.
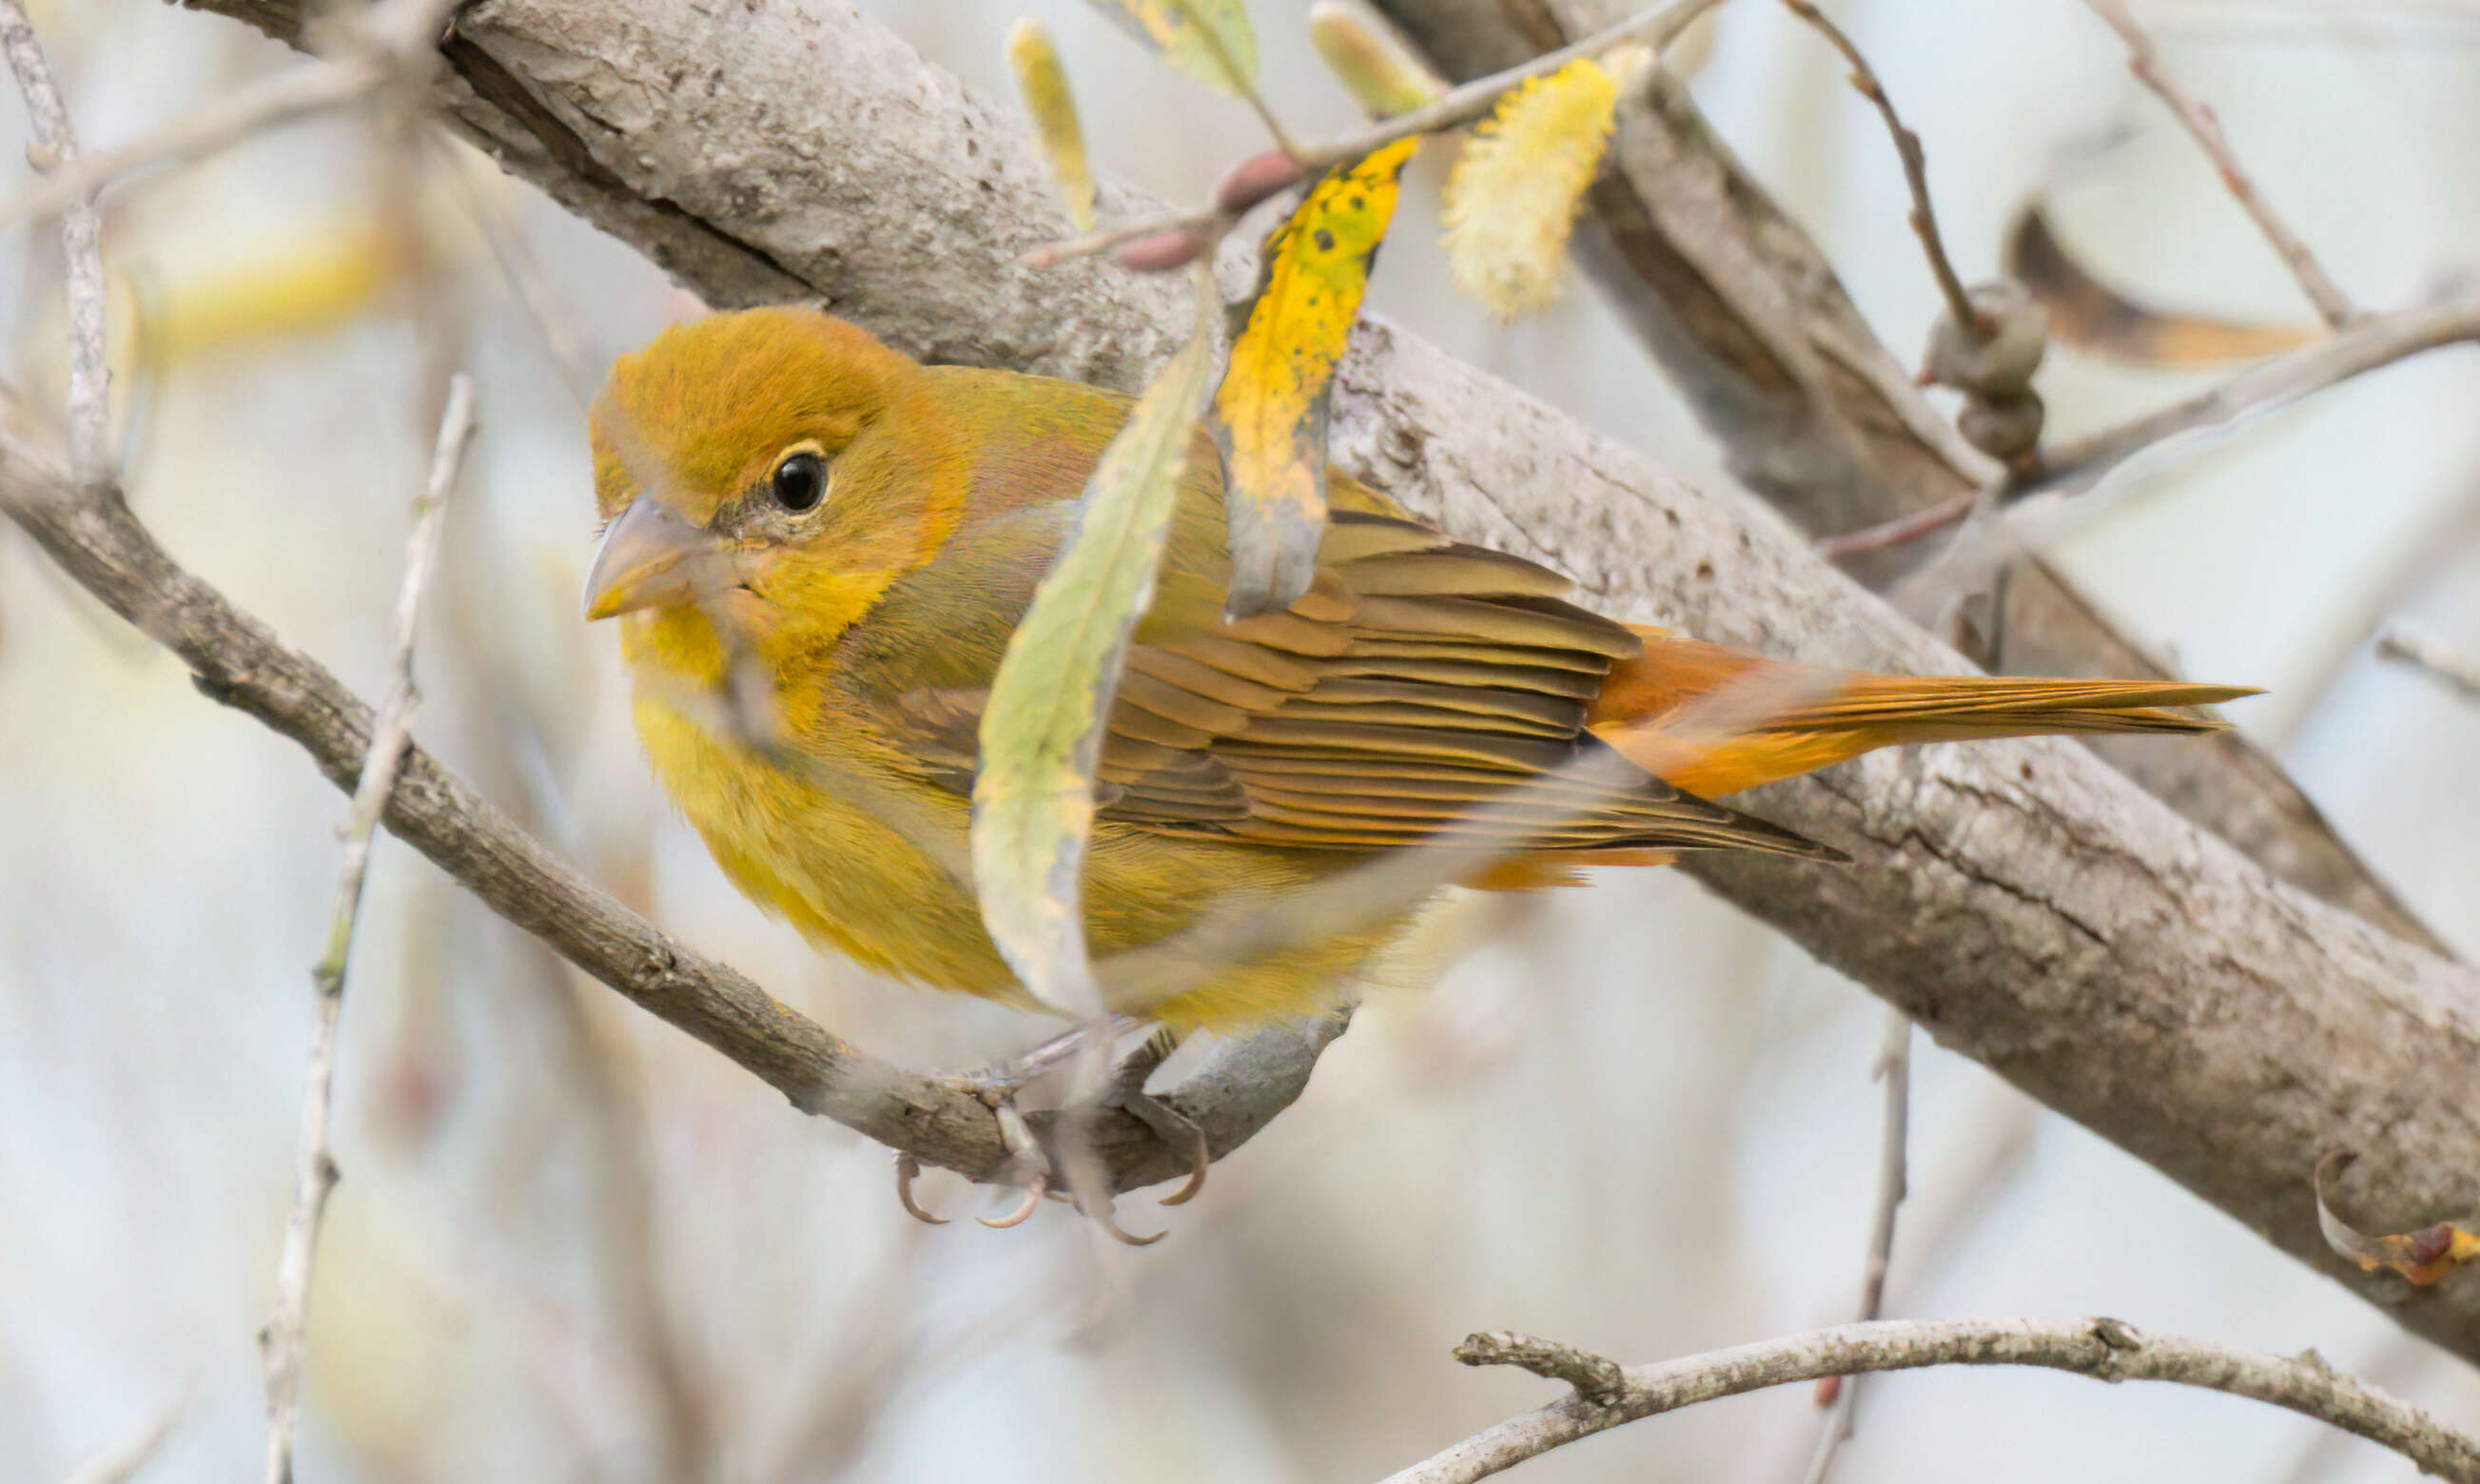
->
xmin=583 ymin=498 xmax=714 ymax=621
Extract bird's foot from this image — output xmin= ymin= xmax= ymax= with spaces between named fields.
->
xmin=898 ymin=1022 xmax=1207 ymax=1239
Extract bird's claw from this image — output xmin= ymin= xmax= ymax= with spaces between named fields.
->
xmin=978 ymin=1096 xmax=1056 ymax=1230
xmin=893 ymin=1151 xmax=950 ymax=1226
xmin=1106 ymin=1026 xmax=1212 ymax=1207
xmin=1069 ymin=1185 xmax=1167 ymax=1246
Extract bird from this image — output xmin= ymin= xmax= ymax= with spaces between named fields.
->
xmin=583 ymin=306 xmax=2253 ymax=1038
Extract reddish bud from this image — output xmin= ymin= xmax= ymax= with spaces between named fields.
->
xmin=1213 ymin=149 xmax=1308 ymax=218
xmin=1115 ymin=225 xmax=1213 ymax=273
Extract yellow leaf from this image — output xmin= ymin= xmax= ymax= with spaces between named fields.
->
xmin=1006 ymin=19 xmax=1096 ymax=232
xmin=1208 ymin=136 xmax=1417 ymax=617
xmin=1307 ymin=0 xmax=1445 ymax=120
xmin=1086 ymin=0 xmax=1259 ymax=97
xmin=1441 ymin=51 xmax=1634 ymax=320
xmin=972 ymin=316 xmax=1218 ymax=1017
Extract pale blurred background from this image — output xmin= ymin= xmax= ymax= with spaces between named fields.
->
xmin=7 ymin=0 xmax=2480 ymax=1479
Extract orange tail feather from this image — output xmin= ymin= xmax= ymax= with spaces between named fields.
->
xmin=1589 ymin=627 xmax=2258 ymax=798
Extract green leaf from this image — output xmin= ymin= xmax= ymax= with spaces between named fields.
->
xmin=1086 ymin=0 xmax=1260 ymax=96
xmin=970 ymin=321 xmax=1217 ymax=1017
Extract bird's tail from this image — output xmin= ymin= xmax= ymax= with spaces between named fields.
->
xmin=1587 ymin=628 xmax=2259 ymax=799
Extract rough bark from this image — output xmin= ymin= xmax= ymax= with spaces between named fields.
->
xmin=147 ymin=0 xmax=2480 ymax=1360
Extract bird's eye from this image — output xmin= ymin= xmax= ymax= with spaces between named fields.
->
xmin=771 ymin=451 xmax=827 ymax=513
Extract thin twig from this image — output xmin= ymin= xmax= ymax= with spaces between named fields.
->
xmin=1814 ymin=490 xmax=1978 ymax=563
xmin=1300 ymin=0 xmax=1725 ymax=170
xmin=0 ymin=0 xmax=464 ymax=238
xmin=1777 ymin=0 xmax=1983 ymax=337
xmin=2083 ymin=0 xmax=2354 ymax=328
xmin=1387 ymin=1317 xmax=2480 ymax=1484
xmin=259 ymin=373 xmax=476 ymax=1484
xmin=2378 ymin=621 xmax=2480 ymax=706
xmin=1029 ymin=0 xmax=1729 ymax=267
xmin=0 ymin=52 xmax=389 ymax=235
xmin=1797 ymin=1008 xmax=1912 ymax=1484
xmin=1883 ymin=1084 xmax=2037 ymax=1307
xmin=1455 ymin=1333 xmax=1629 ymax=1408
xmin=0 ymin=0 xmax=109 ymax=487
xmin=2026 ymin=295 xmax=2480 ymax=498
xmin=1024 ymin=205 xmax=1222 ymax=270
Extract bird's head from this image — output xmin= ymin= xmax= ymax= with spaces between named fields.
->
xmin=584 ymin=307 xmax=971 ymax=690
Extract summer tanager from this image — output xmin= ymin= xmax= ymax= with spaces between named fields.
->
xmin=584 ymin=307 xmax=2253 ymax=1031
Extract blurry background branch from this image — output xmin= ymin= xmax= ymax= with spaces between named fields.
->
xmin=0 ymin=0 xmax=107 ymax=488
xmin=2378 ymin=622 xmax=2480 ymax=708
xmin=121 ymin=0 xmax=2480 ymax=1369
xmin=1388 ymin=1317 xmax=2480 ymax=1483
xmin=259 ymin=372 xmax=473 ymax=1484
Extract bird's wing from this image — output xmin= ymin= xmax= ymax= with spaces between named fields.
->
xmin=838 ymin=490 xmax=1838 ymax=863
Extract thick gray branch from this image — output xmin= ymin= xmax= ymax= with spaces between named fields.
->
xmin=153 ymin=0 xmax=2480 ymax=1362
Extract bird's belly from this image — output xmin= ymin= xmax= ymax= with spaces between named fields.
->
xmin=634 ymin=698 xmax=1017 ymax=996
xmin=633 ymin=697 xmax=1412 ymax=1027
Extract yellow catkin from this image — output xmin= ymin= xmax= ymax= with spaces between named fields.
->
xmin=1006 ymin=19 xmax=1096 ymax=231
xmin=1306 ymin=0 xmax=1445 ymax=120
xmin=1441 ymin=51 xmax=1639 ymax=320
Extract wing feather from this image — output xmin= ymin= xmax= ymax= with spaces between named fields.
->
xmin=840 ymin=496 xmax=1839 ymax=863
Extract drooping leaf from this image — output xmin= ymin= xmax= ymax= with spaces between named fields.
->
xmin=1085 ymin=0 xmax=1259 ymax=97
xmin=971 ymin=321 xmax=1217 ymax=1017
xmin=1441 ymin=50 xmax=1642 ymax=321
xmin=2314 ymin=1151 xmax=2480 ymax=1287
xmin=1307 ymin=0 xmax=1445 ymax=120
xmin=2006 ymin=204 xmax=2314 ymax=366
xmin=1208 ymin=135 xmax=1417 ymax=618
xmin=1006 ymin=18 xmax=1096 ymax=231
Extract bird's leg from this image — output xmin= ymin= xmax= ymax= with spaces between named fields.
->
xmin=1104 ymin=1025 xmax=1212 ymax=1207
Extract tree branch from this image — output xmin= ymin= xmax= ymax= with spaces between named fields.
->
xmin=1372 ymin=0 xmax=2450 ymax=960
xmin=127 ymin=0 xmax=2480 ymax=1368
xmin=1385 ymin=1317 xmax=2480 ymax=1483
